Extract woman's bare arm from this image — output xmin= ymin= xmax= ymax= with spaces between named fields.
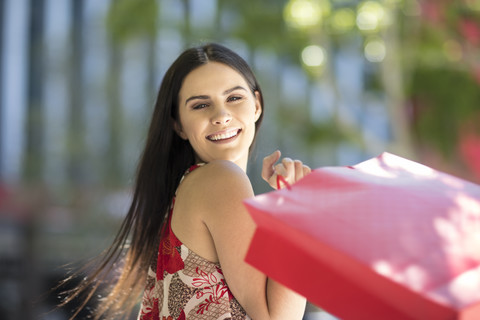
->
xmin=184 ymin=160 xmax=306 ymax=319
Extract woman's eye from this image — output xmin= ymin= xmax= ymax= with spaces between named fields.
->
xmin=193 ymin=103 xmax=208 ymax=110
xmin=228 ymin=96 xmax=242 ymax=102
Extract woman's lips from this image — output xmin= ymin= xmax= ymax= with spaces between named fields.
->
xmin=206 ymin=128 xmax=241 ymax=142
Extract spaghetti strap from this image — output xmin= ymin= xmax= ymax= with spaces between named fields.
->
xmin=176 ymin=163 xmax=205 ymax=193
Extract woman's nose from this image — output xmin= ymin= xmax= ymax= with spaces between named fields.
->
xmin=211 ymin=106 xmax=232 ymax=125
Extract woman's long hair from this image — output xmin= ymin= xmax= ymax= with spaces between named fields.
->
xmin=57 ymin=43 xmax=264 ymax=319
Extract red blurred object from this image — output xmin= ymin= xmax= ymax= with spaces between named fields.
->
xmin=460 ymin=134 xmax=480 ymax=182
xmin=244 ymin=153 xmax=480 ymax=320
xmin=421 ymin=2 xmax=444 ymax=24
xmin=473 ymin=66 xmax=480 ymax=86
xmin=460 ymin=19 xmax=480 ymax=46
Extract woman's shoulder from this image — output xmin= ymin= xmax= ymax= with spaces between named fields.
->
xmin=190 ymin=160 xmax=250 ymax=186
xmin=179 ymin=160 xmax=254 ymax=208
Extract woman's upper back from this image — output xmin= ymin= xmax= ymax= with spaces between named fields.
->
xmin=169 ymin=160 xmax=275 ymax=319
xmin=171 ymin=160 xmax=255 ymax=263
xmin=138 ymin=161 xmax=254 ymax=319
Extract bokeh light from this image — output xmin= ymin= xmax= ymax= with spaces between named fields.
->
xmin=364 ymin=37 xmax=386 ymax=62
xmin=357 ymin=1 xmax=386 ymax=32
xmin=331 ymin=8 xmax=356 ymax=33
xmin=302 ymin=45 xmax=326 ymax=67
xmin=284 ymin=0 xmax=330 ymax=29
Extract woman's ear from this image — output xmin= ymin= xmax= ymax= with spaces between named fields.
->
xmin=173 ymin=120 xmax=188 ymax=140
xmin=254 ymin=91 xmax=263 ymax=122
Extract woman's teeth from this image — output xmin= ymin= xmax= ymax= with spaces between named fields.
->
xmin=208 ymin=129 xmax=239 ymax=141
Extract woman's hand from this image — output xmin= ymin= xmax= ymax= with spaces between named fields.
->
xmin=261 ymin=150 xmax=311 ymax=189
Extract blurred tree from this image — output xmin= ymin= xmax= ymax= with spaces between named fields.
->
xmin=67 ymin=0 xmax=87 ymax=184
xmin=105 ymin=0 xmax=159 ymax=186
xmin=24 ymin=0 xmax=45 ymax=182
xmin=405 ymin=0 xmax=480 ymax=179
xmin=277 ymin=0 xmax=480 ymax=179
xmin=106 ymin=0 xmax=158 ymax=44
xmin=105 ymin=40 xmax=125 ymax=186
xmin=225 ymin=0 xmax=309 ymax=57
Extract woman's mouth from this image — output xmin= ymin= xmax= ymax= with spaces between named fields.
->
xmin=206 ymin=128 xmax=241 ymax=142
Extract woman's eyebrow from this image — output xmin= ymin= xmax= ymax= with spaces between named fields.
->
xmin=223 ymin=85 xmax=247 ymax=95
xmin=184 ymin=86 xmax=248 ymax=106
xmin=185 ymin=95 xmax=209 ymax=105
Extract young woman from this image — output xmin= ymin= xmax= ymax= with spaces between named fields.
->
xmin=61 ymin=43 xmax=310 ymax=319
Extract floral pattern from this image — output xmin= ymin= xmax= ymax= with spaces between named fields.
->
xmin=138 ymin=165 xmax=250 ymax=320
xmin=157 ymin=200 xmax=184 ymax=281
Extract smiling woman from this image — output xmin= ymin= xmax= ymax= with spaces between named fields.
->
xmin=175 ymin=62 xmax=262 ymax=171
xmin=58 ymin=43 xmax=310 ymax=320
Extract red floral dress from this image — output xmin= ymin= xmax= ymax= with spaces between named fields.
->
xmin=138 ymin=164 xmax=251 ymax=320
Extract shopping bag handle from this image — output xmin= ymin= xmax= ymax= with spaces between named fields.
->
xmin=276 ymin=175 xmax=292 ymax=190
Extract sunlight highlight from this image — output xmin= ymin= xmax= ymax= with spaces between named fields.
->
xmin=447 ymin=267 xmax=480 ymax=304
xmin=364 ymin=37 xmax=386 ymax=62
xmin=284 ymin=0 xmax=323 ymax=29
xmin=381 ymin=153 xmax=437 ymax=177
xmin=302 ymin=45 xmax=326 ymax=67
xmin=357 ymin=1 xmax=386 ymax=32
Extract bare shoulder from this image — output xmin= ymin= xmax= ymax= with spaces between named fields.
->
xmin=198 ymin=160 xmax=249 ymax=183
xmin=182 ymin=161 xmax=271 ymax=318
xmin=180 ymin=160 xmax=254 ymax=203
xmin=172 ymin=161 xmax=254 ymax=262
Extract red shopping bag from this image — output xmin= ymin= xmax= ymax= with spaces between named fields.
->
xmin=244 ymin=152 xmax=480 ymax=320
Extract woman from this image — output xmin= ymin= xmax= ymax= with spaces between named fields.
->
xmin=61 ymin=43 xmax=310 ymax=319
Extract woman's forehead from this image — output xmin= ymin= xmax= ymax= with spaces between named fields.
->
xmin=179 ymin=62 xmax=248 ymax=96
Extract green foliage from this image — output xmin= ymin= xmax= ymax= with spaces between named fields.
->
xmin=402 ymin=1 xmax=480 ymax=157
xmin=222 ymin=0 xmax=309 ymax=64
xmin=409 ymin=67 xmax=480 ymax=156
xmin=106 ymin=0 xmax=159 ymax=44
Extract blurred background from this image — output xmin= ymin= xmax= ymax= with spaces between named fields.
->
xmin=1 ymin=0 xmax=479 ymax=319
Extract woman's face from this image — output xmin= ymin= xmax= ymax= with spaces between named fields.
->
xmin=176 ymin=62 xmax=262 ymax=171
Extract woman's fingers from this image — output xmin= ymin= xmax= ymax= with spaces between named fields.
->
xmin=303 ymin=165 xmax=312 ymax=177
xmin=294 ymin=160 xmax=304 ymax=181
xmin=262 ymin=150 xmax=311 ymax=189
xmin=262 ymin=150 xmax=281 ymax=182
xmin=281 ymin=157 xmax=294 ymax=180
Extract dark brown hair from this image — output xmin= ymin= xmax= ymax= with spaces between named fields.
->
xmin=58 ymin=43 xmax=264 ymax=319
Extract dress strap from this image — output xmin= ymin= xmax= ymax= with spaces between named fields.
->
xmin=177 ymin=163 xmax=205 ymax=193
